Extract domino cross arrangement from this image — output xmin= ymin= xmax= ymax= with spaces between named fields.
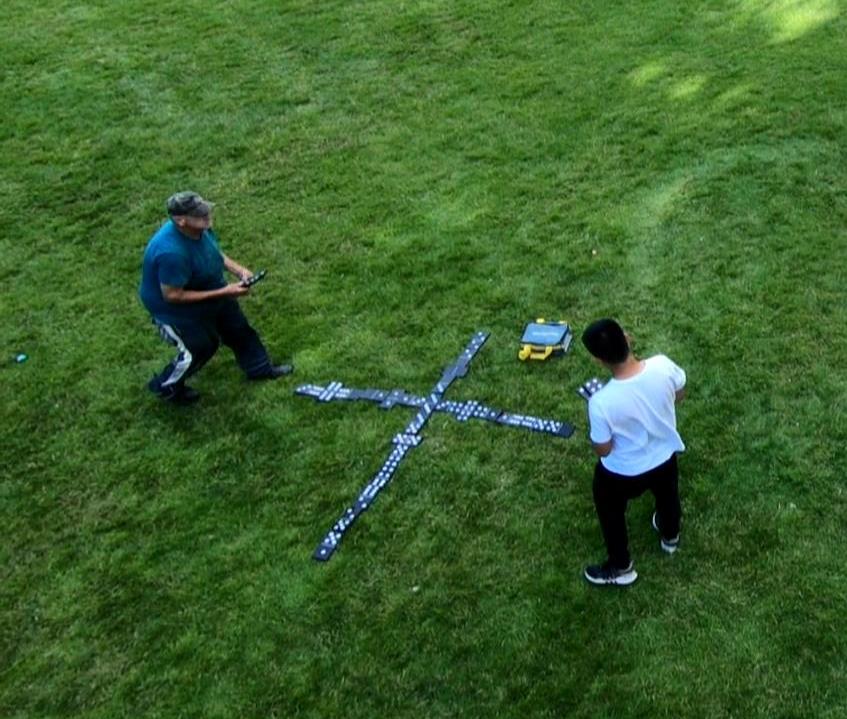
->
xmin=296 ymin=332 xmax=575 ymax=561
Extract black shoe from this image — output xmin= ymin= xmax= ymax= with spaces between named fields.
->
xmin=584 ymin=560 xmax=638 ymax=586
xmin=165 ymin=385 xmax=200 ymax=405
xmin=148 ymin=378 xmax=200 ymax=405
xmin=249 ymin=364 xmax=294 ymax=380
xmin=651 ymin=512 xmax=680 ymax=554
xmin=147 ymin=375 xmax=163 ymax=395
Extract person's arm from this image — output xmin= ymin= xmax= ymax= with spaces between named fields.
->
xmin=156 ymin=250 xmax=248 ymax=303
xmin=222 ymin=254 xmax=252 ymax=281
xmin=591 ymin=439 xmax=613 ymax=457
xmin=161 ymin=283 xmax=248 ymax=303
xmin=668 ymin=358 xmax=686 ymax=403
xmin=587 ymin=400 xmax=614 ymax=457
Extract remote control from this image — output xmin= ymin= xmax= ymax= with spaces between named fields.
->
xmin=241 ymin=269 xmax=267 ymax=288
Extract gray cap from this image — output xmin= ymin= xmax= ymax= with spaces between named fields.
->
xmin=166 ymin=191 xmax=213 ymax=217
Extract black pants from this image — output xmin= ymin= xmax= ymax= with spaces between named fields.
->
xmin=150 ymin=299 xmax=273 ymax=391
xmin=593 ymin=454 xmax=681 ymax=568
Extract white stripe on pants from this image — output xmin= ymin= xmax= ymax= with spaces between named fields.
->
xmin=156 ymin=322 xmax=194 ymax=388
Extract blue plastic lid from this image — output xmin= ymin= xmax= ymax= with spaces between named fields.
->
xmin=521 ymin=323 xmax=569 ymax=345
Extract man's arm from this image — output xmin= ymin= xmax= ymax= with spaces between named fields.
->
xmin=666 ymin=357 xmax=686 ymax=404
xmin=222 ymin=254 xmax=252 ymax=281
xmin=591 ymin=439 xmax=613 ymax=457
xmin=161 ymin=283 xmax=249 ymax=303
xmin=155 ymin=250 xmax=248 ymax=303
xmin=587 ymin=399 xmax=613 ymax=457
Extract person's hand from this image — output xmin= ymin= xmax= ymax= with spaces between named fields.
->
xmin=225 ymin=282 xmax=250 ymax=297
xmin=238 ymin=268 xmax=253 ymax=282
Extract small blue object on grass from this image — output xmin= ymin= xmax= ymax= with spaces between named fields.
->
xmin=13 ymin=353 xmax=28 ymax=364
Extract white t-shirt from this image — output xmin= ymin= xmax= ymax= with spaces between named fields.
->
xmin=588 ymin=354 xmax=686 ymax=476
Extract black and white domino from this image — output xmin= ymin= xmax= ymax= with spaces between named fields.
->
xmin=577 ymin=377 xmax=604 ymax=401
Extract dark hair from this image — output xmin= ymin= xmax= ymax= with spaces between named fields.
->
xmin=582 ymin=319 xmax=629 ymax=364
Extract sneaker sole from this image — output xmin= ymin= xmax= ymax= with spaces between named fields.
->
xmin=583 ymin=568 xmax=639 ymax=586
xmin=660 ymin=540 xmax=679 ymax=554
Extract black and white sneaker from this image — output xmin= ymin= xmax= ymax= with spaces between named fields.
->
xmin=583 ymin=560 xmax=638 ymax=586
xmin=651 ymin=512 xmax=679 ymax=554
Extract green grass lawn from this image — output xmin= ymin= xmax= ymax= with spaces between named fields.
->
xmin=2 ymin=0 xmax=847 ymax=716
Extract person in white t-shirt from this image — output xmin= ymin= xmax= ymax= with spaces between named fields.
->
xmin=581 ymin=318 xmax=686 ymax=587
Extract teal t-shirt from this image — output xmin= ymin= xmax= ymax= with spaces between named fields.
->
xmin=139 ymin=220 xmax=226 ymax=321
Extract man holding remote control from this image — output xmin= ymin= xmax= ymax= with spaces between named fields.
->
xmin=139 ymin=191 xmax=293 ymax=405
xmin=580 ymin=318 xmax=686 ymax=586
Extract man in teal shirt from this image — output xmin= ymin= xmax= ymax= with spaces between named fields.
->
xmin=140 ymin=191 xmax=292 ymax=404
